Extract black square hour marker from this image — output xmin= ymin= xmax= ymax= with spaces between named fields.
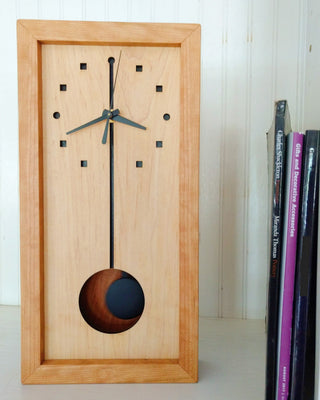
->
xmin=136 ymin=65 xmax=143 ymax=72
xmin=60 ymin=84 xmax=67 ymax=91
xmin=81 ymin=160 xmax=87 ymax=167
xmin=80 ymin=63 xmax=87 ymax=70
xmin=156 ymin=141 xmax=163 ymax=148
xmin=136 ymin=161 xmax=143 ymax=168
xmin=156 ymin=85 xmax=163 ymax=92
xmin=60 ymin=140 xmax=67 ymax=147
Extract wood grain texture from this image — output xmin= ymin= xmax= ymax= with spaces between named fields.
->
xmin=42 ymin=44 xmax=180 ymax=361
xmin=18 ymin=20 xmax=200 ymax=384
xmin=17 ymin=20 xmax=43 ymax=383
xmin=179 ymin=26 xmax=201 ymax=381
xmin=17 ymin=19 xmax=199 ymax=46
xmin=23 ymin=360 xmax=195 ymax=384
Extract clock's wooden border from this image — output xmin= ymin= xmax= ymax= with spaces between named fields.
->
xmin=17 ymin=19 xmax=200 ymax=384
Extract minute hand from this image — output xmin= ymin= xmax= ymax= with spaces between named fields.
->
xmin=66 ymin=109 xmax=111 ymax=135
xmin=112 ymin=114 xmax=146 ymax=130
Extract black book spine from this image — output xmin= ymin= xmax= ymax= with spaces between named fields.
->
xmin=265 ymin=100 xmax=288 ymax=400
xmin=290 ymin=130 xmax=319 ymax=400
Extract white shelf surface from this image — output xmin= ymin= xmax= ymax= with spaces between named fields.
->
xmin=0 ymin=305 xmax=265 ymax=399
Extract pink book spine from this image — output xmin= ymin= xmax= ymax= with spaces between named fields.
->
xmin=277 ymin=132 xmax=304 ymax=400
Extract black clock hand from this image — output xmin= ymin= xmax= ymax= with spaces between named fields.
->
xmin=66 ymin=109 xmax=110 ymax=135
xmin=103 ymin=54 xmax=146 ymax=143
xmin=112 ymin=114 xmax=146 ymax=130
xmin=102 ymin=117 xmax=110 ymax=145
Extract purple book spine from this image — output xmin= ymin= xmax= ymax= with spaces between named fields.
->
xmin=277 ymin=132 xmax=304 ymax=400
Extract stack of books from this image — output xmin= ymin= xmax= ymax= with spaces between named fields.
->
xmin=265 ymin=100 xmax=319 ymax=400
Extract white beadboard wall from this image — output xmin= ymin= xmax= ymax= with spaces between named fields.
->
xmin=0 ymin=0 xmax=319 ymax=319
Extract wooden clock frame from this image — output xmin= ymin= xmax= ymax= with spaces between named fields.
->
xmin=17 ymin=19 xmax=200 ymax=384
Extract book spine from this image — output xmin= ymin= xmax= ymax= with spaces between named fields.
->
xmin=276 ymin=131 xmax=304 ymax=400
xmin=316 ymin=169 xmax=320 ymax=400
xmin=290 ymin=130 xmax=319 ymax=400
xmin=266 ymin=101 xmax=287 ymax=400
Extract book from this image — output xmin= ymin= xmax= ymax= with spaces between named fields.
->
xmin=316 ymin=170 xmax=320 ymax=400
xmin=290 ymin=130 xmax=319 ymax=400
xmin=276 ymin=131 xmax=304 ymax=400
xmin=265 ymin=100 xmax=291 ymax=400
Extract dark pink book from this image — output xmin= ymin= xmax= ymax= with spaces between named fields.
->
xmin=276 ymin=131 xmax=304 ymax=400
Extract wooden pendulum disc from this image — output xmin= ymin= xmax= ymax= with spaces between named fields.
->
xmin=79 ymin=268 xmax=145 ymax=334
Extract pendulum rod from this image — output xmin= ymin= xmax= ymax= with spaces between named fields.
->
xmin=108 ymin=57 xmax=115 ymax=269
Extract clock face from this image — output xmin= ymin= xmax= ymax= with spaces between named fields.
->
xmin=42 ymin=45 xmax=180 ymax=359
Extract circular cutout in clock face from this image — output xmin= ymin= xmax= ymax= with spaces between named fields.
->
xmin=42 ymin=44 xmax=180 ymax=358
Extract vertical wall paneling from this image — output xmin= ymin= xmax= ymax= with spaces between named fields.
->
xmin=108 ymin=0 xmax=129 ymax=22
xmin=274 ymin=0 xmax=302 ymax=127
xmin=16 ymin=0 xmax=38 ymax=19
xmin=246 ymin=0 xmax=274 ymax=319
xmin=61 ymin=0 xmax=84 ymax=20
xmin=295 ymin=0 xmax=307 ymax=131
xmin=84 ymin=0 xmax=107 ymax=21
xmin=303 ymin=0 xmax=320 ymax=129
xmin=0 ymin=0 xmax=20 ymax=305
xmin=199 ymin=0 xmax=224 ymax=317
xmin=218 ymin=0 xmax=228 ymax=318
xmin=220 ymin=0 xmax=250 ymax=318
xmin=153 ymin=0 xmax=179 ymax=23
xmin=271 ymin=0 xmax=279 ymax=105
xmin=127 ymin=0 xmax=153 ymax=22
xmin=38 ymin=0 xmax=60 ymax=20
xmin=1 ymin=0 xmax=317 ymax=318
xmin=241 ymin=0 xmax=253 ymax=319
xmin=177 ymin=0 xmax=201 ymax=23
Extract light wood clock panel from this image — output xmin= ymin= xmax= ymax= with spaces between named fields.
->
xmin=17 ymin=20 xmax=200 ymax=384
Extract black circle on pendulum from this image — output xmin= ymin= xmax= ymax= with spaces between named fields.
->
xmin=163 ymin=113 xmax=170 ymax=121
xmin=108 ymin=57 xmax=115 ymax=64
xmin=106 ymin=276 xmax=145 ymax=320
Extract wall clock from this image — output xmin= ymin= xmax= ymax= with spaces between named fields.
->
xmin=18 ymin=20 xmax=200 ymax=384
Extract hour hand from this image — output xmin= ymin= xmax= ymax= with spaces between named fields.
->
xmin=101 ymin=117 xmax=110 ymax=144
xmin=112 ymin=114 xmax=146 ymax=130
xmin=66 ymin=109 xmax=110 ymax=135
xmin=102 ymin=109 xmax=120 ymax=144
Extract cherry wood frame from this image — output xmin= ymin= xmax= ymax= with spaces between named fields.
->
xmin=17 ymin=19 xmax=200 ymax=384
